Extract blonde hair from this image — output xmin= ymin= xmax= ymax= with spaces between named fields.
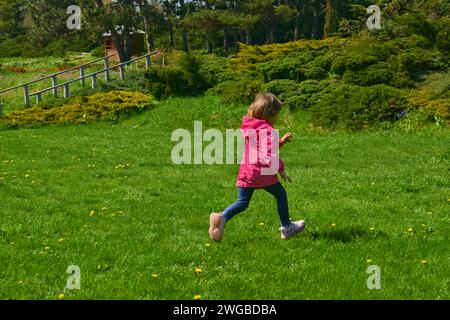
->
xmin=247 ymin=92 xmax=282 ymax=120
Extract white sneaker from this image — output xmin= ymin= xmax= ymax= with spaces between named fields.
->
xmin=280 ymin=220 xmax=306 ymax=240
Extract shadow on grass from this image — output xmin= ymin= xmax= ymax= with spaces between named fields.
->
xmin=307 ymin=226 xmax=389 ymax=243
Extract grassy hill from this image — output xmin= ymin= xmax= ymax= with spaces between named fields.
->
xmin=1 ymin=95 xmax=448 ymax=299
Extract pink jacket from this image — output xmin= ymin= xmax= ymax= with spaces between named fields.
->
xmin=236 ymin=116 xmax=285 ymax=188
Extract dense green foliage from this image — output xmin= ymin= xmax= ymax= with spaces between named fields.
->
xmin=143 ymin=54 xmax=208 ymax=99
xmin=0 ymin=91 xmax=153 ymax=129
xmin=0 ymin=1 xmax=448 ymax=130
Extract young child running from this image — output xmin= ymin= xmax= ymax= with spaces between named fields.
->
xmin=209 ymin=93 xmax=306 ymax=241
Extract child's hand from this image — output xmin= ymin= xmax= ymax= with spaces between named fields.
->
xmin=280 ymin=171 xmax=292 ymax=183
xmin=281 ymin=133 xmax=293 ymax=145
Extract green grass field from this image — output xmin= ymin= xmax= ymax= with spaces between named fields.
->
xmin=0 ymin=95 xmax=449 ymax=299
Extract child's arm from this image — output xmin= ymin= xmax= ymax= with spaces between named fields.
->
xmin=280 ymin=133 xmax=293 ymax=148
xmin=279 ymin=170 xmax=292 ymax=183
xmin=277 ymin=157 xmax=292 ymax=183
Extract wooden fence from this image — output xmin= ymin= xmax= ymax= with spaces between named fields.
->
xmin=0 ymin=51 xmax=158 ymax=108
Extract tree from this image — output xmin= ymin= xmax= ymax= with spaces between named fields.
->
xmin=324 ymin=0 xmax=339 ymax=38
xmin=136 ymin=0 xmax=165 ymax=52
xmin=309 ymin=0 xmax=320 ymax=39
xmin=160 ymin=0 xmax=192 ymax=52
xmin=182 ymin=8 xmax=223 ymax=53
xmin=246 ymin=0 xmax=278 ymax=43
xmin=26 ymin=0 xmax=73 ymax=47
xmin=0 ymin=0 xmax=25 ymax=38
xmin=81 ymin=0 xmax=142 ymax=62
xmin=285 ymin=0 xmax=305 ymax=40
xmin=275 ymin=3 xmax=296 ymax=41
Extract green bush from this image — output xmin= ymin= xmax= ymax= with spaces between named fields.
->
xmin=310 ymin=84 xmax=408 ymax=130
xmin=144 ymin=54 xmax=208 ymax=99
xmin=259 ymin=49 xmax=330 ymax=82
xmin=342 ymin=62 xmax=394 ymax=86
xmin=397 ymin=48 xmax=446 ymax=78
xmin=0 ymin=91 xmax=152 ymax=129
xmin=393 ymin=107 xmax=446 ymax=132
xmin=435 ymin=17 xmax=450 ymax=53
xmin=91 ymin=47 xmax=105 ymax=58
xmin=281 ymin=80 xmax=336 ymax=111
xmin=332 ymin=53 xmax=379 ymax=75
xmin=213 ymin=78 xmax=263 ymax=105
xmin=261 ymin=79 xmax=301 ymax=97
xmin=0 ymin=36 xmax=35 ymax=57
xmin=178 ymin=53 xmax=209 ymax=93
xmin=99 ymin=71 xmax=150 ymax=93
xmin=0 ymin=33 xmax=96 ymax=58
xmin=199 ymin=55 xmax=236 ymax=86
xmin=409 ymin=72 xmax=450 ymax=123
xmin=303 ymin=64 xmax=328 ymax=80
xmin=144 ymin=66 xmax=189 ymax=99
xmin=259 ymin=52 xmax=305 ymax=81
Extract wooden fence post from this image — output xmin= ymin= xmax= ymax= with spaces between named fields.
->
xmin=64 ymin=83 xmax=70 ymax=98
xmin=23 ymin=84 xmax=30 ymax=107
xmin=80 ymin=67 xmax=86 ymax=86
xmin=145 ymin=55 xmax=151 ymax=68
xmin=119 ymin=64 xmax=125 ymax=80
xmin=104 ymin=57 xmax=111 ymax=82
xmin=24 ymin=84 xmax=30 ymax=107
xmin=91 ymin=74 xmax=97 ymax=89
xmin=52 ymin=76 xmax=58 ymax=98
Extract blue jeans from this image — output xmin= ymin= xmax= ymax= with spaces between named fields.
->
xmin=222 ymin=182 xmax=291 ymax=228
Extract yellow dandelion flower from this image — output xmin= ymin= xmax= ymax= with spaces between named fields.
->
xmin=370 ymin=227 xmax=375 ymax=231
xmin=407 ymin=228 xmax=414 ymax=232
xmin=25 ymin=174 xmax=30 ymax=178
xmin=205 ymin=243 xmax=211 ymax=247
xmin=151 ymin=273 xmax=158 ymax=279
xmin=195 ymin=267 xmax=203 ymax=274
xmin=58 ymin=293 xmax=65 ymax=300
xmin=367 ymin=259 xmax=373 ymax=264
xmin=259 ymin=222 xmax=265 ymax=226
xmin=331 ymin=223 xmax=336 ymax=228
xmin=18 ymin=280 xmax=24 ymax=285
xmin=194 ymin=294 xmax=201 ymax=300
xmin=421 ymin=260 xmax=428 ymax=265
xmin=89 ymin=211 xmax=95 ymax=217
xmin=371 ymin=182 xmax=375 ymax=185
